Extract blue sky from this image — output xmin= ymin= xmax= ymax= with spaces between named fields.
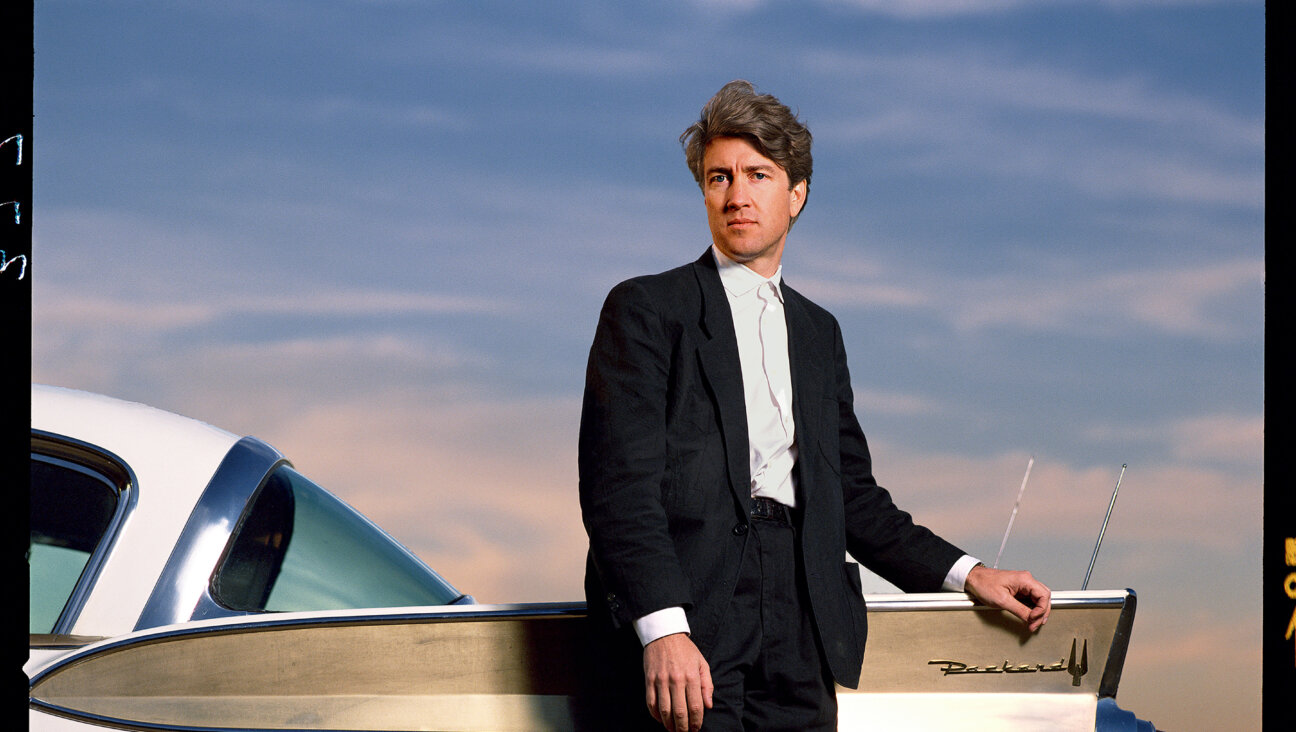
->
xmin=32 ymin=1 xmax=1263 ymax=729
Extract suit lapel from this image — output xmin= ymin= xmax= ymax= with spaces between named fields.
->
xmin=691 ymin=252 xmax=753 ymax=510
xmin=783 ymin=283 xmax=824 ymax=502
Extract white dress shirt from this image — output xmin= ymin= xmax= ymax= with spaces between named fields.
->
xmin=713 ymin=247 xmax=800 ymax=508
xmin=633 ymin=247 xmax=979 ymax=646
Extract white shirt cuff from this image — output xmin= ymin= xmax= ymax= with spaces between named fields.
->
xmin=942 ymin=555 xmax=983 ymax=592
xmin=633 ymin=606 xmax=691 ymax=646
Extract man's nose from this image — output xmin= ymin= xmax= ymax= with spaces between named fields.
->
xmin=726 ymin=177 xmax=750 ymax=209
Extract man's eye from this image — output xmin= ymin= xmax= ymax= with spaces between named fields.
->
xmin=710 ymin=174 xmax=729 ymax=183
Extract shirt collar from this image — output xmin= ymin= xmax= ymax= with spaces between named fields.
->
xmin=711 ymin=245 xmax=784 ymax=301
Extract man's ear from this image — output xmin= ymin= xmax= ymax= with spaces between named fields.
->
xmin=789 ymin=179 xmax=808 ymax=218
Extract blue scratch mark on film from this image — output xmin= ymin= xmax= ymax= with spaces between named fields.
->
xmin=0 ymin=135 xmax=19 ymax=165
xmin=0 ymin=250 xmax=26 ymax=280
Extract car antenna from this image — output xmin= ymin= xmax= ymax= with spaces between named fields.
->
xmin=993 ymin=456 xmax=1034 ymax=569
xmin=1081 ymin=463 xmax=1127 ymax=590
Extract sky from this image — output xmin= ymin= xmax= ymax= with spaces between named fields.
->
xmin=31 ymin=1 xmax=1264 ymax=729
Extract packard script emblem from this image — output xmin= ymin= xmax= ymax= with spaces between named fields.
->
xmin=929 ymin=638 xmax=1089 ymax=687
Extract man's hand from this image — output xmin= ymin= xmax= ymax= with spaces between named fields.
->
xmin=964 ymin=565 xmax=1052 ymax=632
xmin=643 ymin=632 xmax=713 ymax=732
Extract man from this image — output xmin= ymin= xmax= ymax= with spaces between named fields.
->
xmin=578 ymin=80 xmax=1050 ymax=732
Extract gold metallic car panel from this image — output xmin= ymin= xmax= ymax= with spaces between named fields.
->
xmin=31 ymin=591 xmax=1134 ymax=731
xmin=851 ymin=591 xmax=1131 ymax=695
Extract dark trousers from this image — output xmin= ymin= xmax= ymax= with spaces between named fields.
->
xmin=577 ymin=510 xmax=837 ymax=732
xmin=701 ymin=509 xmax=837 ymax=731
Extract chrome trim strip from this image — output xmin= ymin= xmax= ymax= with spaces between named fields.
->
xmin=170 ymin=602 xmax=590 ymax=637
xmin=30 ymin=431 xmax=139 ymax=635
xmin=862 ymin=589 xmax=1130 ymax=613
xmin=133 ymin=437 xmax=287 ymax=631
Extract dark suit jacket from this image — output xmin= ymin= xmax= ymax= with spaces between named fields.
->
xmin=578 ymin=250 xmax=965 ymax=688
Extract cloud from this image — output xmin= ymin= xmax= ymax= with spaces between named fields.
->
xmin=820 ymin=0 xmax=1255 ymax=19
xmin=864 ymin=440 xmax=1259 ymax=552
xmin=807 ymin=49 xmax=1259 ymax=142
xmin=1070 ymin=150 xmax=1264 ymax=208
xmin=481 ymin=42 xmax=666 ymax=77
xmin=797 ymin=249 xmax=1262 ymax=340
xmin=38 ymin=53 xmax=471 ymax=134
xmin=686 ymin=0 xmax=768 ymax=11
xmin=803 ymin=49 xmax=1263 ymax=208
xmin=31 ymin=287 xmax=504 ymax=420
xmin=1167 ymin=414 xmax=1264 ymax=464
xmin=374 ymin=26 xmax=670 ymax=78
xmin=187 ymin=93 xmax=472 ymax=131
xmin=1085 ymin=412 xmax=1265 ymax=468
xmin=788 ymin=275 xmax=931 ymax=310
xmin=950 ymin=259 xmax=1263 ymax=337
xmin=854 ymin=387 xmax=944 ymax=416
xmin=33 ymin=205 xmax=519 ymax=331
xmin=35 ymin=286 xmax=510 ymax=329
xmin=32 ymin=279 xmax=512 ymax=401
xmin=822 ymin=0 xmax=1064 ymax=17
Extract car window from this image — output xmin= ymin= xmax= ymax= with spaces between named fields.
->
xmin=211 ymin=465 xmax=462 ymax=611
xmin=29 ymin=455 xmax=121 ymax=633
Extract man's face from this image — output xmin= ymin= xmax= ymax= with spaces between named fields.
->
xmin=702 ymin=136 xmax=806 ymax=278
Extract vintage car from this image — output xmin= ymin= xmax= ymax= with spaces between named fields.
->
xmin=28 ymin=384 xmax=1156 ymax=730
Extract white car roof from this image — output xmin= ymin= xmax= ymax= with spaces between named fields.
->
xmin=32 ymin=385 xmax=243 ymax=636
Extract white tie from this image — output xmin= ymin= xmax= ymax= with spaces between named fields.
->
xmin=750 ymin=282 xmax=797 ymax=505
xmin=757 ymin=283 xmax=792 ymax=437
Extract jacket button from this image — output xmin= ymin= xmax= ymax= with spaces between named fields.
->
xmin=733 ymin=523 xmax=748 ymax=536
